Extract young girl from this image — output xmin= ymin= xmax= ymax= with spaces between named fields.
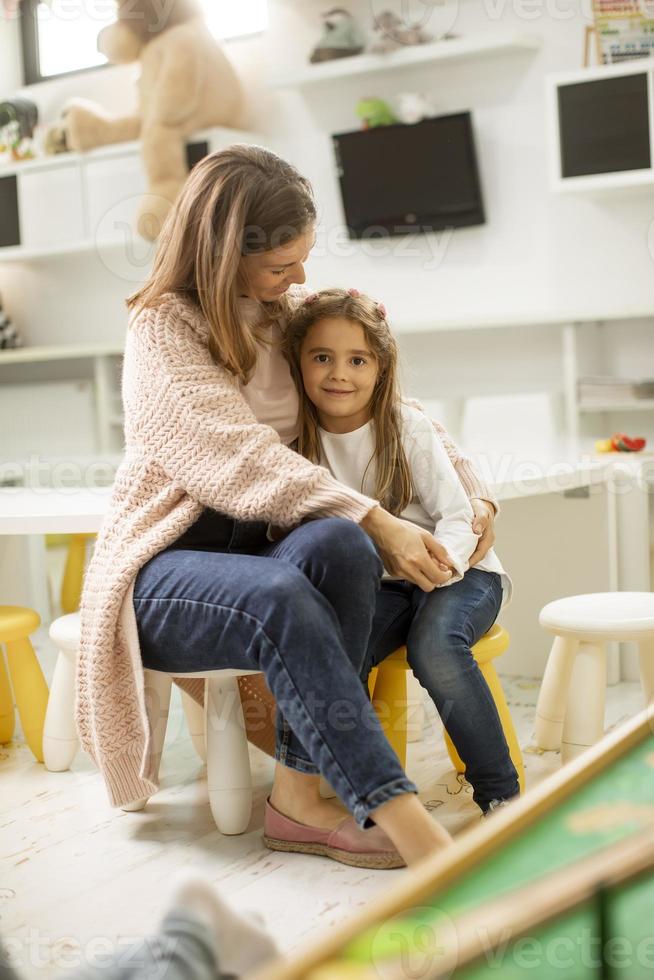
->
xmin=284 ymin=288 xmax=520 ymax=814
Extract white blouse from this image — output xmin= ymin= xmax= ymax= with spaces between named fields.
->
xmin=318 ymin=403 xmax=512 ymax=604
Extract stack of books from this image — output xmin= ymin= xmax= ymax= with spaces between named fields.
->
xmin=578 ymin=376 xmax=654 ymax=404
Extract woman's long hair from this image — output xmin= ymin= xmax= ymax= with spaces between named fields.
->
xmin=283 ymin=288 xmax=413 ymax=516
xmin=127 ymin=144 xmax=316 ymax=383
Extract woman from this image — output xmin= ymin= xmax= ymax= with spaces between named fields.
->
xmin=77 ymin=145 xmax=498 ymax=868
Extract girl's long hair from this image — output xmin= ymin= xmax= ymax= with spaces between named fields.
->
xmin=283 ymin=288 xmax=413 ymax=516
xmin=127 ymin=144 xmax=316 ymax=383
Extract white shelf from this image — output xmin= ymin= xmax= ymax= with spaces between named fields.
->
xmin=579 ymin=400 xmax=654 ymax=413
xmin=0 ymin=125 xmax=260 ymax=179
xmin=390 ymin=305 xmax=654 ymax=335
xmin=0 ymin=238 xmax=131 ymax=263
xmin=0 ymin=343 xmax=124 ymax=365
xmin=554 ymin=169 xmax=654 ymax=196
xmin=270 ymin=32 xmax=542 ymax=89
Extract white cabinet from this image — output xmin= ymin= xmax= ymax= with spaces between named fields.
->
xmin=17 ymin=165 xmax=85 ymax=248
xmin=0 ymin=344 xmax=125 ymax=456
xmin=84 ymin=150 xmax=147 ymax=246
xmin=0 ymin=126 xmax=263 ymax=261
xmin=547 ymin=59 xmax=654 ymax=195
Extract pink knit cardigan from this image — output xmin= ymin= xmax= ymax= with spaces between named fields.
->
xmin=76 ymin=292 xmax=496 ymax=808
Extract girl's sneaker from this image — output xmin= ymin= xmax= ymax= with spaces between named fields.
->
xmin=482 ymin=798 xmax=511 ymax=818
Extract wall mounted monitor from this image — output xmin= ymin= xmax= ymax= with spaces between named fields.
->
xmin=332 ymin=112 xmax=485 ymax=239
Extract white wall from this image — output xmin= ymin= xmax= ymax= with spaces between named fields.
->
xmin=1 ymin=1 xmax=653 ymax=435
xmin=265 ymin=1 xmax=654 ymax=325
xmin=0 ymin=12 xmax=21 ymax=95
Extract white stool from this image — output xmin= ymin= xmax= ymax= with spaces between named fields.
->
xmin=535 ymin=593 xmax=654 ymax=763
xmin=45 ymin=612 xmax=262 ymax=835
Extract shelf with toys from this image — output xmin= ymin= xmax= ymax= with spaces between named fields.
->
xmin=0 ymin=126 xmax=262 ymax=264
xmin=270 ymin=31 xmax=542 ymax=90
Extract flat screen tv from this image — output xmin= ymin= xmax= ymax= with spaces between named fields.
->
xmin=332 ymin=112 xmax=485 ymax=239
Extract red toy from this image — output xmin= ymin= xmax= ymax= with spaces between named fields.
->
xmin=595 ymin=433 xmax=647 ymax=453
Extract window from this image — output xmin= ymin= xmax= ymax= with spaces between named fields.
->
xmin=20 ymin=0 xmax=268 ymax=85
xmin=202 ymin=0 xmax=268 ymax=42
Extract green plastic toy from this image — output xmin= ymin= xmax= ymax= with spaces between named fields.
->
xmin=356 ymin=97 xmax=397 ymax=130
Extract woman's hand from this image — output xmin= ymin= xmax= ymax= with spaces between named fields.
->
xmin=469 ymin=498 xmax=496 ymax=566
xmin=361 ymin=508 xmax=453 ymax=591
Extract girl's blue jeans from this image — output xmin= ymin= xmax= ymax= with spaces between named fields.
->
xmin=132 ymin=513 xmax=417 ymax=828
xmin=366 ymin=568 xmax=520 ymax=812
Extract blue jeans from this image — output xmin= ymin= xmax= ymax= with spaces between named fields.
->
xmin=366 ymin=568 xmax=519 ymax=812
xmin=133 ymin=514 xmax=417 ymax=827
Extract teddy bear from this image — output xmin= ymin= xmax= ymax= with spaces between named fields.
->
xmin=47 ymin=0 xmax=243 ymax=240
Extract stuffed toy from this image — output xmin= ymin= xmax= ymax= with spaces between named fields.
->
xmin=0 ymin=98 xmax=38 ymax=161
xmin=0 ymin=294 xmax=22 ymax=350
xmin=371 ymin=10 xmax=433 ymax=54
xmin=0 ymin=99 xmax=38 ymax=140
xmin=356 ymin=97 xmax=397 ymax=129
xmin=310 ymin=7 xmax=366 ymax=63
xmin=46 ymin=0 xmax=243 ymax=240
xmin=396 ymin=92 xmax=435 ymax=124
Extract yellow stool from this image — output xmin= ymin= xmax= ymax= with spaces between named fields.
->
xmin=369 ymin=623 xmax=525 ymax=793
xmin=60 ymin=534 xmax=95 ymax=614
xmin=0 ymin=606 xmax=48 ymax=762
xmin=46 ymin=533 xmax=95 ymax=614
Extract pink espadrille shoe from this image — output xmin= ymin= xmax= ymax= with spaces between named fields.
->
xmin=263 ymin=799 xmax=406 ymax=869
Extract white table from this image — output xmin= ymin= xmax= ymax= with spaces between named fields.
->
xmin=0 ymin=487 xmax=113 ymax=536
xmin=0 ymin=459 xmax=614 ymax=534
xmin=0 ymin=487 xmax=113 ymax=615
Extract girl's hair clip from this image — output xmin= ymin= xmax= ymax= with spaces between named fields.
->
xmin=376 ymin=302 xmax=387 ymax=319
xmin=347 ymin=288 xmax=360 ymax=298
xmin=303 ymin=292 xmax=319 ymax=305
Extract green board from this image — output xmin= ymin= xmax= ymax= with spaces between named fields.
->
xmin=340 ymin=733 xmax=654 ymax=977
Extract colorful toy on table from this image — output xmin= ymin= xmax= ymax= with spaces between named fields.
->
xmin=356 ymin=97 xmax=397 ymax=130
xmin=595 ymin=433 xmax=647 ymax=453
xmin=309 ymin=8 xmax=366 ymax=63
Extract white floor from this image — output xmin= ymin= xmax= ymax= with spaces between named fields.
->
xmin=0 ymin=623 xmax=647 ymax=979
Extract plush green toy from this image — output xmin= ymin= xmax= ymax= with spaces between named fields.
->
xmin=356 ymin=97 xmax=397 ymax=129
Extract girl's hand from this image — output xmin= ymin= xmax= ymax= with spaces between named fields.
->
xmin=469 ymin=498 xmax=496 ymax=566
xmin=361 ymin=508 xmax=453 ymax=591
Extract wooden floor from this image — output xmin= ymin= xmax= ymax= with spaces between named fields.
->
xmin=0 ymin=624 xmax=647 ymax=979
